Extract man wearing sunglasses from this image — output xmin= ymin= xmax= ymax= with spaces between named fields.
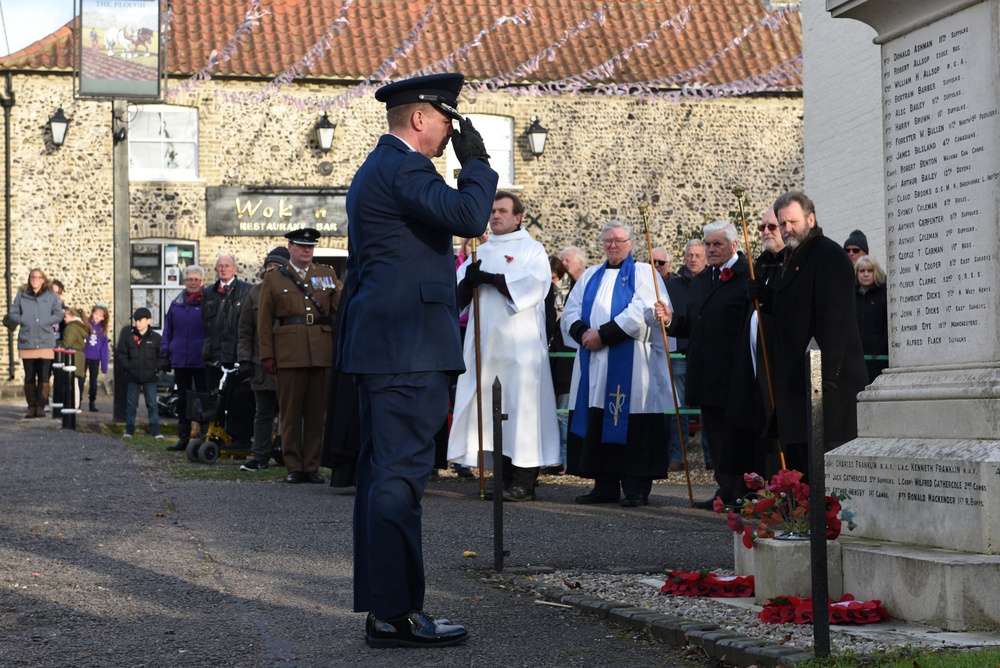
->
xmin=843 ymin=229 xmax=869 ymax=261
xmin=729 ymin=205 xmax=787 ymax=478
xmin=651 ymin=247 xmax=676 ymax=282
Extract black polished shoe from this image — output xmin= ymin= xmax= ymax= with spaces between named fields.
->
xmin=366 ymin=610 xmax=468 ymax=649
xmin=165 ymin=440 xmax=188 ymax=452
xmin=502 ymin=485 xmax=534 ymax=502
xmin=574 ymin=492 xmax=619 ymax=504
xmin=303 ymin=471 xmax=326 ymax=484
xmin=693 ymin=497 xmax=719 ymax=510
xmin=286 ymin=471 xmax=304 ymax=484
xmin=620 ymin=495 xmax=648 ymax=507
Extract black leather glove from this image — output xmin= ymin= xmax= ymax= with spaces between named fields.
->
xmin=746 ymin=279 xmax=773 ymax=305
xmin=462 ymin=260 xmax=482 ymax=288
xmin=160 ymin=358 xmax=172 ymax=373
xmin=462 ymin=259 xmax=497 ymax=289
xmin=451 ymin=117 xmax=490 ymax=165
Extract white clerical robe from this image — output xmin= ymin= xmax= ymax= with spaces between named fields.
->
xmin=561 ymin=261 xmax=677 ymax=416
xmin=448 ymin=229 xmax=561 ymax=469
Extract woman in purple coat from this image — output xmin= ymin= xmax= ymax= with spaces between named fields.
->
xmin=160 ymin=265 xmax=208 ymax=451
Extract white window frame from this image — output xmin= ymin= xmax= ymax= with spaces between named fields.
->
xmin=446 ymin=114 xmax=515 ymax=188
xmin=128 ymin=105 xmax=200 ymax=182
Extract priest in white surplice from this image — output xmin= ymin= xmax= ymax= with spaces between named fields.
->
xmin=562 ymin=219 xmax=675 ymax=507
xmin=449 ymin=191 xmax=560 ymax=501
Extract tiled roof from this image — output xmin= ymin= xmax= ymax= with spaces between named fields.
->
xmin=1 ymin=1 xmax=801 ymax=92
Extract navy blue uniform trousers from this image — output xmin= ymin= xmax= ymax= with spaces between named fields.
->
xmin=353 ymin=371 xmax=450 ymax=619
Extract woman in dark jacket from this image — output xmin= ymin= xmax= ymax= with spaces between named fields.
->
xmin=9 ymin=268 xmax=64 ymax=417
xmin=854 ymin=255 xmax=889 ymax=383
xmin=159 ymin=265 xmax=208 ymax=451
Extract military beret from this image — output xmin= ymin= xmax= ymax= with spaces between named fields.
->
xmin=284 ymin=228 xmax=321 ymax=246
xmin=374 ymin=73 xmax=465 ymax=121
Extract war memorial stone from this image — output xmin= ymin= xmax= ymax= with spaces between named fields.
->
xmin=821 ymin=0 xmax=1000 ymax=630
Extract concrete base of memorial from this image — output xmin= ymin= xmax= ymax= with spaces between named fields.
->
xmin=734 ymin=534 xmax=844 ymax=604
xmin=736 ymin=535 xmax=1000 ymax=630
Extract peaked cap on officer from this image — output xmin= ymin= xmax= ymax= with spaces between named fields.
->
xmin=374 ymin=73 xmax=465 ymax=121
xmin=285 ymin=228 xmax=321 ymax=246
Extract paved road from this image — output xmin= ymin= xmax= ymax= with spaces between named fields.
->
xmin=0 ymin=400 xmax=733 ymax=667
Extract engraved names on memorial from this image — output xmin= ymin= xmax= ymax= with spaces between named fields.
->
xmin=880 ymin=1 xmax=999 ymax=366
xmin=829 ymin=457 xmax=986 ymax=508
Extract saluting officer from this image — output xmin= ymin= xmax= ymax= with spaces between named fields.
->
xmin=258 ymin=227 xmax=342 ymax=484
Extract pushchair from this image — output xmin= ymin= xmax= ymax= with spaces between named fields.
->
xmin=157 ymin=371 xmax=179 ymax=418
xmin=185 ymin=364 xmax=282 ymax=465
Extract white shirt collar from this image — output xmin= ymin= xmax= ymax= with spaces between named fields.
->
xmin=390 ymin=133 xmax=418 ymax=153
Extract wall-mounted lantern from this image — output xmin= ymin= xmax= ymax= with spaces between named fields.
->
xmin=526 ymin=115 xmax=548 ymax=157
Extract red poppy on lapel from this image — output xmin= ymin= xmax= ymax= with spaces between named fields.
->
xmin=720 ymin=267 xmax=734 ymax=282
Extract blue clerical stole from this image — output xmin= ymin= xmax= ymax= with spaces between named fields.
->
xmin=570 ymin=255 xmax=636 ymax=445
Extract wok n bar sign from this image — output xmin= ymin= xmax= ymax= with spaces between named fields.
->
xmin=205 ymin=186 xmax=348 ymax=237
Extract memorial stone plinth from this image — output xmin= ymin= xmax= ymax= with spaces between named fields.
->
xmin=824 ymin=0 xmax=1000 ymax=629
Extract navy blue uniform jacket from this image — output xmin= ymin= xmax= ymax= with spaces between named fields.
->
xmin=338 ymin=134 xmax=498 ymax=374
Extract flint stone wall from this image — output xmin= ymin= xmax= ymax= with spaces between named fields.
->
xmin=0 ymin=75 xmax=803 ymax=382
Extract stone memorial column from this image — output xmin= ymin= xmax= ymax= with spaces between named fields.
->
xmin=825 ymin=0 xmax=1000 ymax=631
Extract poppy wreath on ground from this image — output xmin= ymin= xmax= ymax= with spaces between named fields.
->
xmin=759 ymin=594 xmax=890 ymax=625
xmin=660 ymin=571 xmax=754 ymax=598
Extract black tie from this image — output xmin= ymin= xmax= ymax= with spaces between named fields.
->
xmin=712 ymin=267 xmax=720 ymax=285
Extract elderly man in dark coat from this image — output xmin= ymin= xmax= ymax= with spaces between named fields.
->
xmin=659 ymin=221 xmax=750 ymax=508
xmin=765 ymin=190 xmax=868 ymax=478
xmin=337 ymin=73 xmax=497 ymax=649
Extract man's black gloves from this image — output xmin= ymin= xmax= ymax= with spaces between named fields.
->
xmin=159 ymin=358 xmax=172 ymax=373
xmin=451 ymin=117 xmax=490 ymax=166
xmin=746 ymin=279 xmax=773 ymax=306
xmin=463 ymin=260 xmax=495 ymax=289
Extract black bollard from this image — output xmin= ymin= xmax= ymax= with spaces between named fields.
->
xmin=51 ymin=349 xmax=67 ymax=420
xmin=491 ymin=376 xmax=508 ymax=573
xmin=62 ymin=350 xmax=77 ymax=430
xmin=805 ymin=339 xmax=830 ymax=657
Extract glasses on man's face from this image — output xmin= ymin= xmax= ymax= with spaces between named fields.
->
xmin=653 ymin=260 xmax=667 ymax=267
xmin=758 ymin=223 xmax=779 ymax=232
xmin=603 ymin=238 xmax=631 ymax=247
xmin=845 ymin=247 xmax=863 ymax=254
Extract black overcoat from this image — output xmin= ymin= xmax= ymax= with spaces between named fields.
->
xmin=768 ymin=229 xmax=868 ymax=445
xmin=668 ymin=253 xmax=750 ymax=409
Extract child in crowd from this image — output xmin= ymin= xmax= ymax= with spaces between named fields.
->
xmin=60 ymin=307 xmax=93 ymax=409
xmin=83 ymin=304 xmax=110 ymax=412
xmin=115 ymin=307 xmax=164 ymax=438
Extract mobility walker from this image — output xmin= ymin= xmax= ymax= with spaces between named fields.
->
xmin=186 ymin=364 xmax=282 ymax=465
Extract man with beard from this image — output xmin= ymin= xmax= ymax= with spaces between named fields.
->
xmin=764 ymin=191 xmax=867 ymax=478
xmin=729 ymin=205 xmax=787 ymax=478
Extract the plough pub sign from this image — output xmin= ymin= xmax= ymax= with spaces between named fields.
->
xmin=206 ymin=186 xmax=348 ymax=237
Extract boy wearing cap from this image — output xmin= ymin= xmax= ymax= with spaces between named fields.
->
xmin=339 ymin=72 xmax=497 ymax=648
xmin=115 ymin=308 xmax=166 ymax=438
